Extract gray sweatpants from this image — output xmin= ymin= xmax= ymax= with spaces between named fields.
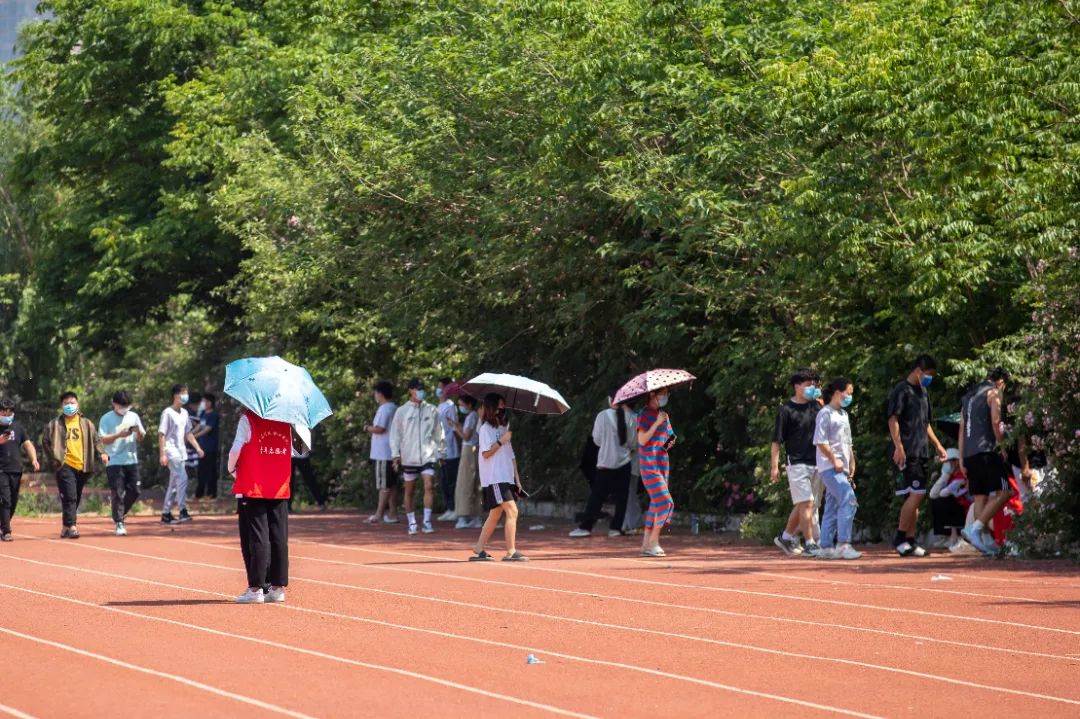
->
xmin=162 ymin=458 xmax=188 ymax=514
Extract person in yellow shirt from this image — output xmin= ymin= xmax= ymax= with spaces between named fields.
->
xmin=42 ymin=392 xmax=108 ymax=539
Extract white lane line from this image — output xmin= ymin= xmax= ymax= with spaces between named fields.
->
xmin=20 ymin=545 xmax=1080 ymax=710
xmin=0 ymin=703 xmax=38 ymax=719
xmin=0 ymin=558 xmax=877 ymax=719
xmin=285 ymin=538 xmax=1080 ymax=637
xmin=0 ymin=621 xmax=316 ymax=719
xmin=152 ymin=534 xmax=1080 ymax=664
xmin=0 ymin=581 xmax=594 ymax=719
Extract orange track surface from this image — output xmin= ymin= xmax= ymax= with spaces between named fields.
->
xmin=2 ymin=513 xmax=1078 ymax=718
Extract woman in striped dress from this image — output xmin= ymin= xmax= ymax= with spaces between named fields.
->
xmin=637 ymin=389 xmax=675 ymax=557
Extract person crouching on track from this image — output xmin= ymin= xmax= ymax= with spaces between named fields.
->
xmin=228 ymin=410 xmax=293 ymax=604
xmin=470 ymin=393 xmax=527 ymax=562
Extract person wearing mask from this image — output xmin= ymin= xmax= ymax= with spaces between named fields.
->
xmin=365 ymin=380 xmax=399 ymax=524
xmin=770 ymin=368 xmax=824 ymax=556
xmin=98 ymin=391 xmax=146 ymax=536
xmin=228 ymin=410 xmax=293 ymax=604
xmin=451 ymin=394 xmax=483 ymax=529
xmin=435 ymin=377 xmax=460 ymax=521
xmin=389 ymin=378 xmax=445 ymax=535
xmin=193 ymin=393 xmax=221 ymax=500
xmin=470 ymin=393 xmax=527 ymax=561
xmin=888 ymin=355 xmax=948 ymax=557
xmin=959 ymin=368 xmax=1013 ymax=555
xmin=814 ymin=377 xmax=861 ymax=560
xmin=570 ymin=388 xmax=636 ymax=538
xmin=637 ymin=389 xmax=676 ymax=557
xmin=42 ymin=392 xmax=108 ymax=539
xmin=159 ymin=384 xmax=204 ymax=524
xmin=0 ymin=398 xmax=40 ymax=541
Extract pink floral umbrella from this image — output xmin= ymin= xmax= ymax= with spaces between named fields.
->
xmin=613 ymin=369 xmax=696 ymax=405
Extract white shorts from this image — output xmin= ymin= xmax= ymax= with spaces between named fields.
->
xmin=401 ymin=463 xmax=437 ymax=483
xmin=787 ymin=464 xmax=821 ymax=505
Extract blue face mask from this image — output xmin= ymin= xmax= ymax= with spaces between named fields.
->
xmin=0 ymin=415 xmax=13 ymax=426
xmin=841 ymin=395 xmax=853 ymax=408
xmin=63 ymin=404 xmax=78 ymax=416
xmin=435 ymin=388 xmax=443 ymax=399
xmin=414 ymin=389 xmax=426 ymax=401
xmin=803 ymin=386 xmax=821 ymax=401
xmin=920 ymin=375 xmax=933 ymax=388
xmin=657 ymin=395 xmax=670 ymax=408
xmin=458 ymin=405 xmax=467 ymax=416
xmin=179 ymin=393 xmax=190 ymax=404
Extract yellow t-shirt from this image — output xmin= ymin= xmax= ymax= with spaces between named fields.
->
xmin=63 ymin=415 xmax=85 ymax=471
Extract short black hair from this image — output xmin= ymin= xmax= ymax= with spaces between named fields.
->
xmin=186 ymin=392 xmax=201 ymax=405
xmin=459 ymin=394 xmax=478 ymax=409
xmin=203 ymin=393 xmax=216 ymax=406
xmin=373 ymin=380 xmax=394 ymax=400
xmin=170 ymin=384 xmax=187 ymax=397
xmin=112 ymin=391 xmax=132 ymax=407
xmin=824 ymin=377 xmax=852 ymax=403
xmin=407 ymin=378 xmax=423 ymax=390
xmin=60 ymin=391 xmax=78 ymax=403
xmin=987 ymin=367 xmax=1010 ymax=383
xmin=438 ymin=377 xmax=453 ymax=387
xmin=0 ymin=398 xmax=16 ymax=412
xmin=909 ymin=354 xmax=937 ymax=372
xmin=789 ymin=368 xmax=819 ymax=387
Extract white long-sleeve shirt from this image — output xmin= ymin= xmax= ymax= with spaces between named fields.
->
xmin=389 ymin=400 xmax=445 ymax=467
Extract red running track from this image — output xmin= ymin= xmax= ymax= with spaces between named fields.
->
xmin=1 ymin=513 xmax=1078 ymax=718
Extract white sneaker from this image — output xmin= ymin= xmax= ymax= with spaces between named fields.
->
xmin=366 ymin=514 xmax=381 ymax=524
xmin=641 ymin=546 xmax=666 ymax=557
xmin=382 ymin=516 xmax=400 ymax=524
xmin=816 ymin=547 xmax=837 ymax=560
xmin=835 ymin=544 xmax=862 ymax=560
xmin=265 ymin=587 xmax=286 ymax=603
xmin=421 ymin=522 xmax=435 ymax=534
xmin=568 ymin=528 xmax=591 ymax=538
xmin=467 ymin=517 xmax=484 ymax=529
xmin=114 ymin=522 xmax=127 ymax=537
xmin=236 ymin=588 xmax=264 ymax=604
xmin=455 ymin=517 xmax=469 ymax=529
xmin=408 ymin=524 xmax=419 ymax=536
xmin=437 ymin=510 xmax=457 ymax=521
xmin=949 ymin=539 xmax=980 ymax=555
xmin=608 ymin=529 xmax=623 ymax=537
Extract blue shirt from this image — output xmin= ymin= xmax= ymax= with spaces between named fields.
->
xmin=99 ymin=411 xmax=145 ymax=466
xmin=197 ymin=410 xmax=220 ymax=453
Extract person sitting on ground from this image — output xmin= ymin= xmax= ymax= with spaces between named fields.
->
xmin=470 ymin=393 xmax=527 ymax=561
xmin=928 ymin=448 xmax=969 ymax=549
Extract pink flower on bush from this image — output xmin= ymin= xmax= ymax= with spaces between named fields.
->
xmin=287 ymin=215 xmax=300 ymax=228
xmin=1024 ymin=412 xmax=1035 ymax=428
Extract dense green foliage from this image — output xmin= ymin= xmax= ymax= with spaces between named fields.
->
xmin=2 ymin=0 xmax=1077 ymax=547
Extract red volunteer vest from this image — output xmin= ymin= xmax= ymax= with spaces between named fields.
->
xmin=234 ymin=411 xmax=292 ymax=499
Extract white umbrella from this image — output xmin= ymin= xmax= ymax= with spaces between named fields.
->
xmin=462 ymin=373 xmax=570 ymax=415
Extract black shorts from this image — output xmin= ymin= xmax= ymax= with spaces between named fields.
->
xmin=371 ymin=460 xmax=397 ymax=490
xmin=482 ymin=483 xmax=518 ymax=511
xmin=965 ymin=452 xmax=1010 ymax=496
xmin=895 ymin=458 xmax=929 ymax=496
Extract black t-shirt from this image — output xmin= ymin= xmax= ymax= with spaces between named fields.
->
xmin=887 ymin=380 xmax=931 ymax=458
xmin=0 ymin=421 xmax=30 ymax=473
xmin=197 ymin=411 xmax=220 ymax=452
xmin=773 ymin=400 xmax=820 ymax=466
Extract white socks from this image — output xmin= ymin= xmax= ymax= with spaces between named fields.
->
xmin=423 ymin=508 xmax=432 ymax=523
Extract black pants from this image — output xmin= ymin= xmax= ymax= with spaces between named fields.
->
xmin=55 ymin=464 xmax=89 ymax=528
xmin=0 ymin=471 xmax=21 ymax=534
xmin=238 ymin=497 xmax=289 ymax=590
xmin=579 ymin=464 xmax=631 ymax=531
xmin=441 ymin=457 xmax=459 ymax=511
xmin=196 ymin=451 xmax=219 ymax=498
xmin=289 ymin=457 xmax=325 ymax=510
xmin=931 ymin=496 xmax=968 ymax=535
xmin=106 ymin=464 xmax=141 ymax=523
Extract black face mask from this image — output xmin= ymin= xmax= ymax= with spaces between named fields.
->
xmin=496 ymin=408 xmax=508 ymax=422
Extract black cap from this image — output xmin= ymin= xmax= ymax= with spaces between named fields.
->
xmin=407 ymin=378 xmax=423 ymax=390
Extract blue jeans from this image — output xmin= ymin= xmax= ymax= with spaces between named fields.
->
xmin=819 ymin=468 xmax=858 ymax=548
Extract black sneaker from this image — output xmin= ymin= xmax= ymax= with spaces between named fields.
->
xmin=177 ymin=509 xmax=193 ymax=523
xmin=469 ymin=550 xmax=494 ymax=561
xmin=773 ymin=534 xmax=804 ymax=557
xmin=1 ymin=532 xmax=12 ymax=542
xmin=161 ymin=513 xmax=175 ymax=524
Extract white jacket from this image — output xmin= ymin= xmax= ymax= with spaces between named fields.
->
xmin=389 ymin=400 xmax=445 ymax=467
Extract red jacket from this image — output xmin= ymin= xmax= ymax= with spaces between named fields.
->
xmin=234 ymin=411 xmax=292 ymax=499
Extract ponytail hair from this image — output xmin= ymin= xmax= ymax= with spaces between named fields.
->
xmin=823 ymin=376 xmax=852 ymax=404
xmin=609 ymin=386 xmax=627 ymax=446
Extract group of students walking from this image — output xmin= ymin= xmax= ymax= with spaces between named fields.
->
xmin=770 ymin=355 xmax=1030 ymax=559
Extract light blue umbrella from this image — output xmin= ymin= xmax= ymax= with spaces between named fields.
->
xmin=224 ymin=357 xmax=333 ymax=437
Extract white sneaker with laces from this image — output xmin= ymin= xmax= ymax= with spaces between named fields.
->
xmin=265 ymin=587 xmax=286 ymax=603
xmin=568 ymin=528 xmax=591 ymax=538
xmin=115 ymin=522 xmax=127 ymax=537
xmin=836 ymin=544 xmax=862 ymax=560
xmin=421 ymin=522 xmax=435 ymax=534
xmin=236 ymin=588 xmax=264 ymax=604
xmin=455 ymin=517 xmax=469 ymax=529
xmin=408 ymin=524 xmax=419 ymax=536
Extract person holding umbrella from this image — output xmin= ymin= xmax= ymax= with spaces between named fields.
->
xmin=389 ymin=378 xmax=445 ymax=536
xmin=223 ymin=356 xmax=333 ymax=604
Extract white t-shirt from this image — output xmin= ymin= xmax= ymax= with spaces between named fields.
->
xmin=461 ymin=411 xmax=479 ymax=447
xmin=478 ymin=422 xmax=515 ymax=487
xmin=158 ymin=406 xmax=189 ymax=461
xmin=814 ymin=405 xmax=852 ymax=474
xmin=369 ymin=402 xmax=396 ymax=461
xmin=437 ymin=400 xmax=460 ymax=460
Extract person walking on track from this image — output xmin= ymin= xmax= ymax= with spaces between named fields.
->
xmin=98 ymin=391 xmax=146 ymax=536
xmin=158 ymin=384 xmax=204 ymax=525
xmin=770 ymin=368 xmax=824 ymax=557
xmin=229 ymin=409 xmax=293 ymax=604
xmin=959 ymin=367 xmax=1013 ymax=555
xmin=637 ymin=388 xmax=676 ymax=557
xmin=0 ymin=398 xmax=40 ymax=541
xmin=814 ymin=377 xmax=861 ymax=560
xmin=42 ymin=392 xmax=108 ymax=539
xmin=389 ymin=378 xmax=445 ymax=536
xmin=470 ymin=393 xmax=527 ymax=562
xmin=569 ymin=388 xmax=636 ymax=538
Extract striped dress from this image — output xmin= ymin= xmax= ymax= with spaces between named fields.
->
xmin=637 ymin=406 xmax=674 ymax=530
